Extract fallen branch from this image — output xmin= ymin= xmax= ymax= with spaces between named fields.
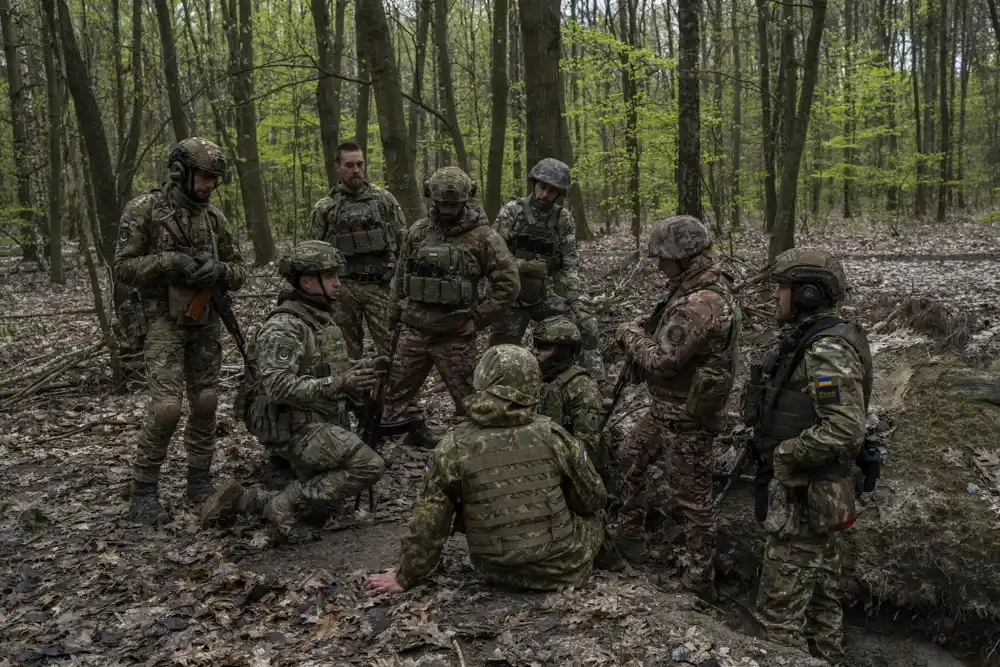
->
xmin=35 ymin=419 xmax=138 ymax=446
xmin=0 ymin=341 xmax=105 ymax=390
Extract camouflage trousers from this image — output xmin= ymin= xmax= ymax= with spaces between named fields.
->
xmin=617 ymin=401 xmax=717 ymax=590
xmin=755 ymin=532 xmax=844 ymax=661
xmin=267 ymin=421 xmax=384 ymax=519
xmin=133 ymin=315 xmax=222 ymax=484
xmin=488 ymin=295 xmax=607 ymax=383
xmin=385 ymin=325 xmax=477 ymax=421
xmin=472 ymin=513 xmax=604 ymax=591
xmin=332 ymin=280 xmax=393 ymax=359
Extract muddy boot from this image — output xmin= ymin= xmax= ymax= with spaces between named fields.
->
xmin=263 ymin=481 xmax=309 ymax=541
xmin=185 ymin=468 xmax=216 ymax=504
xmin=200 ymin=478 xmax=273 ymax=526
xmin=404 ymin=420 xmax=439 ymax=449
xmin=127 ymin=482 xmax=170 ymax=525
xmin=615 ymin=533 xmax=649 ymax=564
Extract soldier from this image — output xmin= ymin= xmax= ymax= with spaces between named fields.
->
xmin=201 ymin=241 xmax=387 ymax=540
xmin=743 ymin=249 xmax=870 ymax=661
xmin=364 ymin=345 xmax=612 ymax=595
xmin=385 ymin=166 xmax=520 ymax=448
xmin=307 ymin=141 xmax=407 ymax=359
xmin=114 ymin=137 xmax=247 ymax=524
xmin=532 ymin=316 xmax=607 ymax=477
xmin=489 ymin=158 xmax=607 ymax=386
xmin=612 ymin=216 xmax=741 ymax=601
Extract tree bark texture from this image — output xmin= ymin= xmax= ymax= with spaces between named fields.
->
xmin=154 ymin=0 xmax=191 ymax=142
xmin=937 ymin=0 xmax=950 ymax=221
xmin=485 ymin=0 xmax=508 ymax=220
xmin=433 ymin=0 xmax=469 ymax=172
xmin=355 ymin=50 xmax=370 ymax=154
xmin=730 ymin=0 xmax=742 ymax=230
xmin=311 ymin=0 xmax=342 ymax=189
xmin=223 ymin=0 xmax=275 ymax=263
xmin=618 ymin=0 xmax=642 ymax=244
xmin=756 ymin=0 xmax=776 ymax=231
xmin=768 ymin=0 xmax=828 ymax=262
xmin=509 ymin=2 xmax=523 ymax=192
xmin=42 ymin=4 xmax=63 ymax=283
xmin=355 ymin=0 xmax=422 ymax=222
xmin=116 ymin=0 xmax=143 ymax=207
xmin=676 ymin=0 xmax=702 ymax=220
xmin=909 ymin=0 xmax=925 ymax=216
xmin=843 ymin=0 xmax=855 ymax=219
xmin=407 ymin=0 xmax=431 ymax=179
xmin=956 ymin=0 xmax=970 ymax=209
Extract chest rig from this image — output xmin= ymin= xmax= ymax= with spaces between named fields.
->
xmin=325 ymin=193 xmax=396 ymax=279
xmin=403 ymin=226 xmax=478 ymax=307
xmin=512 ymin=198 xmax=562 ymax=306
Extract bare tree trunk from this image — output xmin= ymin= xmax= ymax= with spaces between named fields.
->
xmin=355 ymin=50 xmax=370 ymax=153
xmin=756 ymin=0 xmax=776 ymax=231
xmin=707 ymin=0 xmax=725 ymax=232
xmin=509 ymin=2 xmax=523 ymax=191
xmin=222 ymin=0 xmax=275 ymax=264
xmin=768 ymin=0 xmax=828 ymax=261
xmin=843 ymin=0 xmax=855 ymax=218
xmin=921 ymin=0 xmax=938 ymax=218
xmin=42 ymin=3 xmax=64 ymax=284
xmin=116 ymin=0 xmax=143 ymax=207
xmin=910 ymin=0 xmax=925 ymax=216
xmin=355 ymin=0 xmax=421 ymax=221
xmin=957 ymin=0 xmax=970 ymax=209
xmin=0 ymin=0 xmax=37 ymax=262
xmin=882 ymin=0 xmax=899 ymax=211
xmin=988 ymin=0 xmax=1000 ymax=58
xmin=312 ymin=0 xmax=343 ymax=188
xmin=408 ymin=0 xmax=431 ymax=177
xmin=615 ymin=0 xmax=642 ymax=245
xmin=730 ymin=0 xmax=741 ymax=230
xmin=676 ymin=0 xmax=702 ymax=220
xmin=111 ymin=0 xmax=125 ymax=150
xmin=485 ymin=0 xmax=508 ymax=220
xmin=53 ymin=0 xmax=119 ymax=257
xmin=433 ymin=0 xmax=469 ymax=172
xmin=937 ymin=0 xmax=950 ymax=221
xmin=154 ymin=0 xmax=191 ymax=141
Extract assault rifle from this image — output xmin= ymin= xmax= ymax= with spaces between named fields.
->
xmin=712 ymin=429 xmax=757 ymax=507
xmin=354 ymin=323 xmax=403 ymax=512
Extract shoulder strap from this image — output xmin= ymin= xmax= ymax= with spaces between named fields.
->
xmin=519 ymin=197 xmax=536 ymax=227
xmin=769 ymin=315 xmax=846 ymax=403
xmin=555 ymin=366 xmax=589 ymax=390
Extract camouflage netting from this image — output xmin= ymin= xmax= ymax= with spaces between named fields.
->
xmin=713 ymin=321 xmax=1000 ymax=653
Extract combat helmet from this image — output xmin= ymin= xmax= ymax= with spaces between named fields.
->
xmin=770 ymin=247 xmax=847 ymax=302
xmin=168 ymin=137 xmax=230 ymax=197
xmin=647 ymin=215 xmax=712 ymax=261
xmin=528 ymin=158 xmax=572 ymax=194
xmin=474 ymin=344 xmax=541 ymax=407
xmin=278 ymin=240 xmax=346 ymax=285
xmin=533 ymin=316 xmax=583 ymax=353
xmin=425 ymin=166 xmax=476 ymax=204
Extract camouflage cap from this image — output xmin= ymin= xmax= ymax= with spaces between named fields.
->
xmin=647 ymin=215 xmax=713 ymax=260
xmin=278 ymin=240 xmax=346 ymax=282
xmin=533 ymin=316 xmax=582 ymax=349
xmin=426 ymin=166 xmax=475 ymax=203
xmin=473 ymin=344 xmax=541 ymax=406
xmin=169 ymin=137 xmax=229 ymax=179
xmin=771 ymin=247 xmax=847 ymax=300
xmin=528 ymin=158 xmax=572 ymax=193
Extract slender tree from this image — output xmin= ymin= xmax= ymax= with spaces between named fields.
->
xmin=485 ymin=0 xmax=509 ymax=220
xmin=676 ymin=0 xmax=702 ymax=220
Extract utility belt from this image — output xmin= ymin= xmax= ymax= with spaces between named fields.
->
xmin=342 ymin=263 xmax=391 ymax=284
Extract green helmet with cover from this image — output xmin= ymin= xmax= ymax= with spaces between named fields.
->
xmin=647 ymin=215 xmax=713 ymax=261
xmin=770 ymin=247 xmax=847 ymax=302
xmin=473 ymin=344 xmax=541 ymax=406
xmin=278 ymin=240 xmax=346 ymax=284
xmin=528 ymin=158 xmax=572 ymax=193
xmin=168 ymin=137 xmax=230 ymax=183
xmin=425 ymin=166 xmax=476 ymax=204
xmin=533 ymin=315 xmax=582 ymax=352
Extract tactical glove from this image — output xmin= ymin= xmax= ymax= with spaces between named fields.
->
xmin=188 ymin=258 xmax=224 ymax=287
xmin=517 ymin=258 xmax=549 ymax=278
xmin=341 ymin=362 xmax=380 ymax=395
xmin=370 ymin=355 xmax=393 ymax=373
xmin=169 ymin=253 xmax=200 ymax=282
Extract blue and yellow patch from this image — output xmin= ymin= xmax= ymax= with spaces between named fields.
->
xmin=816 ymin=377 xmax=834 ymax=388
xmin=119 ymin=218 xmax=130 ymax=229
xmin=579 ymin=444 xmax=587 ymax=461
xmin=428 ymin=251 xmax=439 ymax=258
xmin=424 ymin=460 xmax=431 ymax=474
xmin=815 ymin=377 xmax=841 ymax=405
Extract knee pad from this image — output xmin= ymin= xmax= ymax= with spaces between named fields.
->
xmin=189 ymin=389 xmax=218 ymax=418
xmin=152 ymin=399 xmax=183 ymax=430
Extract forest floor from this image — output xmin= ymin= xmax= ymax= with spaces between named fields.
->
xmin=2 ymin=215 xmax=999 ymax=667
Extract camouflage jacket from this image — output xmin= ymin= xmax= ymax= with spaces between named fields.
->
xmin=616 ymin=253 xmax=738 ymax=420
xmin=537 ymin=366 xmax=603 ymax=461
xmin=493 ymin=197 xmax=581 ymax=302
xmin=307 ymin=181 xmax=406 ymax=276
xmin=395 ymin=390 xmax=606 ymax=590
xmin=113 ymin=184 xmax=247 ymax=314
xmin=249 ymin=292 xmax=353 ymax=442
xmin=390 ymin=205 xmax=519 ymax=336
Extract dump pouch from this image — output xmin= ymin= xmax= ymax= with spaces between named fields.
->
xmin=806 ymin=478 xmax=857 ymax=535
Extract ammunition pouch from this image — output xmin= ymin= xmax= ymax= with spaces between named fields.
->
xmin=331 ymin=228 xmax=390 ymax=257
xmin=806 ymin=477 xmax=857 ymax=535
xmin=403 ymin=244 xmax=477 ymax=306
xmin=685 ymin=365 xmax=733 ymax=425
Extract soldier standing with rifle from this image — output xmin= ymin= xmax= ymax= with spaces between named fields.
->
xmin=611 ymin=216 xmax=741 ymax=602
xmin=201 ymin=241 xmax=388 ymax=541
xmin=742 ymin=249 xmax=871 ymax=661
xmin=114 ymin=137 xmax=247 ymax=525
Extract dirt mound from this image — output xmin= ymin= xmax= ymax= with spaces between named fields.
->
xmin=715 ymin=336 xmax=1000 ymax=657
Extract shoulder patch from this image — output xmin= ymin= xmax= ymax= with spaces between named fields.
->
xmin=275 ymin=344 xmax=293 ymax=362
xmin=815 ymin=378 xmax=841 ymax=405
xmin=666 ymin=324 xmax=687 ymax=345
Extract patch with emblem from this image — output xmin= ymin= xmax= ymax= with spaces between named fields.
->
xmin=815 ymin=377 xmax=841 ymax=405
xmin=276 ymin=345 xmax=293 ymax=362
xmin=665 ymin=324 xmax=687 ymax=345
xmin=118 ymin=228 xmax=130 ymax=243
xmin=119 ymin=218 xmax=130 ymax=229
xmin=424 ymin=460 xmax=431 ymax=475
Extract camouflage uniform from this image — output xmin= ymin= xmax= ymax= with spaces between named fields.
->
xmin=386 ymin=167 xmax=519 ymax=435
xmin=394 ymin=345 xmax=608 ymax=591
xmin=308 ymin=181 xmax=407 ymax=359
xmin=489 ymin=158 xmax=606 ymax=384
xmin=744 ymin=249 xmax=871 ymax=661
xmin=113 ymin=137 xmax=247 ymax=523
xmin=202 ymin=241 xmax=385 ymax=539
xmin=613 ymin=216 xmax=740 ymax=596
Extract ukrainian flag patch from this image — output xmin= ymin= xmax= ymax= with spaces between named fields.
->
xmin=119 ymin=218 xmax=130 ymax=229
xmin=580 ymin=445 xmax=587 ymax=461
xmin=817 ymin=377 xmax=834 ymax=387
xmin=424 ymin=461 xmax=431 ymax=474
xmin=428 ymin=251 xmax=439 ymax=257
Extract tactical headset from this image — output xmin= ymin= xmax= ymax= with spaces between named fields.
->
xmin=423 ymin=179 xmax=477 ymax=200
xmin=774 ymin=265 xmax=842 ymax=314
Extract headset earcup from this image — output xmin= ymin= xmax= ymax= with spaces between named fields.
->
xmin=792 ymin=284 xmax=823 ymax=312
xmin=469 ymin=183 xmax=478 ymax=198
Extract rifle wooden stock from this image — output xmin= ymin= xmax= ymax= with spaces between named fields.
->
xmin=185 ymin=289 xmax=212 ymax=320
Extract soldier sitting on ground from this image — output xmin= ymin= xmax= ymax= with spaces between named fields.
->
xmin=364 ymin=345 xmax=617 ymax=595
xmin=201 ymin=241 xmax=387 ymax=541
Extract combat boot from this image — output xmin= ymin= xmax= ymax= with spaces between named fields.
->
xmin=615 ymin=533 xmax=649 ymax=563
xmin=594 ymin=539 xmax=627 ymax=572
xmin=185 ymin=468 xmax=216 ymax=504
xmin=404 ymin=419 xmax=439 ymax=449
xmin=127 ymin=482 xmax=170 ymax=525
xmin=263 ymin=481 xmax=312 ymax=541
xmin=200 ymin=478 xmax=273 ymax=526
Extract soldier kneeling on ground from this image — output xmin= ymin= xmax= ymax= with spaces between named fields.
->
xmin=201 ymin=241 xmax=387 ymax=541
xmin=364 ymin=345 xmax=620 ymax=595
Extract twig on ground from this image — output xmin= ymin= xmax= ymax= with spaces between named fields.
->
xmin=451 ymin=639 xmax=467 ymax=667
